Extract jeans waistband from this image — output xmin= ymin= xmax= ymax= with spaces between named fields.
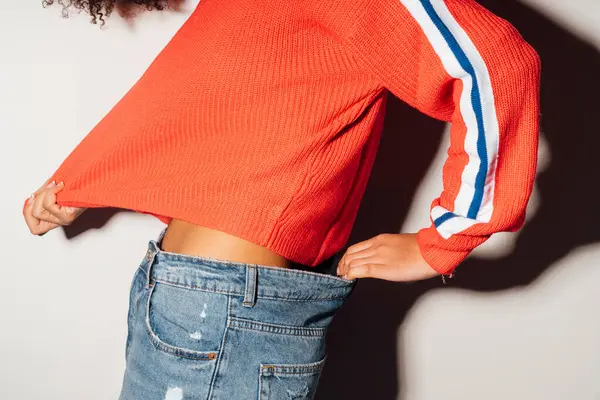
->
xmin=138 ymin=227 xmax=357 ymax=304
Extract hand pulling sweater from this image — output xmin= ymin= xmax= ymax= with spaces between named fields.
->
xmin=34 ymin=0 xmax=541 ymax=274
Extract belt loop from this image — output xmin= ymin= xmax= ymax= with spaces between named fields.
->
xmin=156 ymin=227 xmax=167 ymax=251
xmin=144 ymin=248 xmax=157 ymax=289
xmin=144 ymin=230 xmax=164 ymax=288
xmin=243 ymin=265 xmax=258 ymax=307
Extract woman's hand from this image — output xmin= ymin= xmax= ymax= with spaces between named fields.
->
xmin=23 ymin=180 xmax=87 ymax=236
xmin=336 ymin=233 xmax=440 ymax=282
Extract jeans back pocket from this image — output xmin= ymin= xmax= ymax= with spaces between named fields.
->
xmin=259 ymin=356 xmax=326 ymax=400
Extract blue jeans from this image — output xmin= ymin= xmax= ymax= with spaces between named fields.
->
xmin=119 ymin=227 xmax=356 ymax=399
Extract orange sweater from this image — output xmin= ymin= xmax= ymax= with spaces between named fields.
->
xmin=33 ymin=0 xmax=541 ymax=274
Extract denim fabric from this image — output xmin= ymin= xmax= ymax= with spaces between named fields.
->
xmin=119 ymin=227 xmax=357 ymax=400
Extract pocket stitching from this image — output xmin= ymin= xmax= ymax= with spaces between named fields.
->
xmin=144 ymin=282 xmax=218 ymax=361
xmin=260 ymin=355 xmax=327 ymax=376
xmin=228 ymin=316 xmax=327 ymax=337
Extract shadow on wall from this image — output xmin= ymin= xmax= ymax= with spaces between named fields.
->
xmin=315 ymin=1 xmax=600 ymax=399
xmin=57 ymin=0 xmax=598 ymax=398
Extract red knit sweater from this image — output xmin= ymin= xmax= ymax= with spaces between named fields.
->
xmin=33 ymin=0 xmax=541 ymax=274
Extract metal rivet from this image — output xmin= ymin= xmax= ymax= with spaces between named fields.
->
xmin=208 ymin=352 xmax=216 ymax=360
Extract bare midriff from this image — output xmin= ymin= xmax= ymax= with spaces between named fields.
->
xmin=160 ymin=218 xmax=293 ymax=269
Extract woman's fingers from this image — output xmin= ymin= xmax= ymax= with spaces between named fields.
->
xmin=23 ymin=197 xmax=40 ymax=232
xmin=337 ymin=235 xmax=379 ymax=277
xmin=336 ymin=233 xmax=440 ymax=282
xmin=23 ymin=180 xmax=87 ymax=235
xmin=338 ymin=247 xmax=379 ymax=277
xmin=34 ymin=178 xmax=55 ymax=196
xmin=31 ymin=188 xmax=62 ymax=225
xmin=42 ymin=181 xmax=78 ymax=225
xmin=345 ymin=261 xmax=395 ymax=281
xmin=25 ymin=181 xmax=61 ymax=229
xmin=23 ymin=194 xmax=60 ymax=235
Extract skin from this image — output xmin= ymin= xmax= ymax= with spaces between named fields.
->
xmin=32 ymin=0 xmax=443 ymax=283
xmin=23 ymin=180 xmax=86 ymax=236
xmin=336 ymin=233 xmax=440 ymax=281
xmin=159 ymin=219 xmax=296 ymax=269
xmin=22 ymin=180 xmax=440 ymax=282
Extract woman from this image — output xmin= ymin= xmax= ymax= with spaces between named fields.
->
xmin=23 ymin=0 xmax=541 ymax=398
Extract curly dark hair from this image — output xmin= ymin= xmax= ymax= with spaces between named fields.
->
xmin=42 ymin=0 xmax=179 ymax=26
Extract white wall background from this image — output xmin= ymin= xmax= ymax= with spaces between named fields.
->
xmin=2 ymin=1 xmax=599 ymax=399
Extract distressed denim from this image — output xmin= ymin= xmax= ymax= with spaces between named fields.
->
xmin=119 ymin=227 xmax=357 ymax=400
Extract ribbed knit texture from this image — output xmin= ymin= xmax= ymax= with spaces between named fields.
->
xmin=33 ymin=0 xmax=540 ymax=274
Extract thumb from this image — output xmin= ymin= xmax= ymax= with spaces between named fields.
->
xmin=50 ymin=181 xmax=65 ymax=192
xmin=53 ymin=182 xmax=80 ymax=215
xmin=48 ymin=181 xmax=66 ymax=203
xmin=47 ymin=181 xmax=67 ymax=209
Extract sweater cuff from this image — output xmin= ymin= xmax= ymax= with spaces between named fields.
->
xmin=416 ymin=225 xmax=472 ymax=275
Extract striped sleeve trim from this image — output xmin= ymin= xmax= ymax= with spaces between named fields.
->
xmin=400 ymin=0 xmax=500 ymax=239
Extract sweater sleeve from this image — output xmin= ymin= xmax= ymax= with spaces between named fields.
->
xmin=345 ymin=0 xmax=541 ymax=275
